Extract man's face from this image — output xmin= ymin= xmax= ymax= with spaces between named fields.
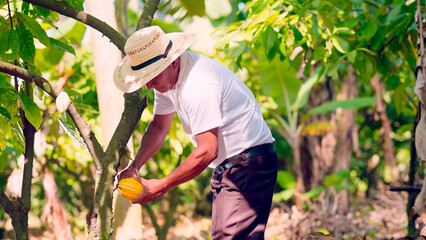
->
xmin=145 ymin=63 xmax=178 ymax=93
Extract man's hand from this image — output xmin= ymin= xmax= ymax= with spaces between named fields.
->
xmin=130 ymin=178 xmax=168 ymax=205
xmin=116 ymin=164 xmax=139 ymax=182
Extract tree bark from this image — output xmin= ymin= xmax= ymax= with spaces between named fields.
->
xmin=86 ymin=0 xmax=143 ymax=239
xmin=371 ymin=74 xmax=398 ymax=182
xmin=333 ymin=64 xmax=357 ymax=214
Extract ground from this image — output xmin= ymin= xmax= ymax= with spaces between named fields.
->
xmin=0 ymin=189 xmax=422 ymax=239
xmin=150 ymin=190 xmax=416 ymax=240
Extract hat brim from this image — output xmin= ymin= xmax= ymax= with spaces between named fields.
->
xmin=113 ymin=32 xmax=196 ymax=93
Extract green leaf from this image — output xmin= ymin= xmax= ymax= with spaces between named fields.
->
xmin=56 ymin=113 xmax=87 ymax=149
xmin=49 ymin=38 xmax=76 ymax=56
xmin=343 ymin=15 xmax=364 ymax=29
xmin=65 ymin=0 xmax=84 ymax=10
xmin=42 ymin=42 xmax=65 ymax=65
xmin=385 ymin=75 xmax=401 ymax=91
xmin=17 ymin=12 xmax=50 ymax=47
xmin=359 ymin=21 xmax=378 ymax=40
xmin=72 ymin=102 xmax=99 ymax=114
xmin=0 ymin=106 xmax=11 ymax=121
xmin=273 ymin=188 xmax=295 ymax=201
xmin=324 ymin=174 xmax=342 ymax=186
xmin=142 ymin=89 xmax=153 ymax=99
xmin=276 ymin=170 xmax=296 ymax=189
xmin=393 ymin=85 xmax=404 ymax=115
xmin=309 ymin=97 xmax=376 ymax=115
xmin=292 ymin=25 xmax=303 ymax=41
xmin=34 ymin=5 xmax=51 ymax=18
xmin=260 ymin=58 xmax=302 ymax=110
xmin=263 ymin=25 xmax=278 ymax=52
xmin=304 ymin=186 xmax=326 ymax=199
xmin=353 ymin=53 xmax=376 ymax=81
xmin=328 ymin=57 xmax=343 ymax=80
xmin=385 ymin=4 xmax=402 ymax=24
xmin=331 ymin=36 xmax=349 ymax=53
xmin=0 ymin=29 xmax=19 ymax=62
xmin=43 ymin=82 xmax=51 ymax=92
xmin=336 ymin=169 xmax=350 ymax=180
xmin=229 ymin=40 xmax=246 ymax=58
xmin=50 ymin=19 xmax=86 ymax=45
xmin=17 ymin=26 xmax=36 ymax=64
xmin=334 ymin=27 xmax=355 ymax=36
xmin=292 ymin=68 xmax=320 ymax=110
xmin=347 ymin=50 xmax=357 ymax=63
xmin=179 ymin=0 xmax=205 ymax=16
xmin=17 ymin=91 xmax=42 ymax=129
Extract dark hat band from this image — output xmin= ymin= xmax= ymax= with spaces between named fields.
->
xmin=131 ymin=41 xmax=173 ymax=71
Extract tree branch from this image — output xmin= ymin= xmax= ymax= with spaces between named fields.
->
xmin=23 ymin=0 xmax=126 ymax=54
xmin=0 ymin=61 xmax=105 ymax=169
xmin=136 ymin=0 xmax=160 ymax=31
xmin=0 ymin=60 xmax=55 ymax=97
xmin=0 ymin=188 xmax=14 ymax=215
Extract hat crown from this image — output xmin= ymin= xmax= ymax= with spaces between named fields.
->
xmin=125 ymin=26 xmax=170 ymax=67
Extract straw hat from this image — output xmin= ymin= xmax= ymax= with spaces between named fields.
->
xmin=113 ymin=26 xmax=196 ymax=93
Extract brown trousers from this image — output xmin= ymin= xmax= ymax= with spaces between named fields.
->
xmin=210 ymin=152 xmax=278 ymax=240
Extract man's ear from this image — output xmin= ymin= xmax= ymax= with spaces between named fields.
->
xmin=172 ymin=57 xmax=180 ymax=70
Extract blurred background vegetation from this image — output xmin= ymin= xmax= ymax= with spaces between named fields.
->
xmin=0 ymin=0 xmax=423 ymax=239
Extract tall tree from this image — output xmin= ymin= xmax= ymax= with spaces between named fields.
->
xmin=85 ymin=0 xmax=143 ymax=238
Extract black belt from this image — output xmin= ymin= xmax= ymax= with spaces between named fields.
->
xmin=214 ymin=143 xmax=275 ymax=174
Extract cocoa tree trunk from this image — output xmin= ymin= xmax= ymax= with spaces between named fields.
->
xmin=411 ymin=0 xmax=426 ymax=234
xmin=86 ymin=0 xmax=143 ymax=238
xmin=301 ymin=78 xmax=336 ymax=189
xmin=333 ymin=65 xmax=357 ymax=214
xmin=371 ymin=74 xmax=398 ymax=182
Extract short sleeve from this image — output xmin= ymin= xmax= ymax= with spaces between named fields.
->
xmin=153 ymin=90 xmax=175 ymax=115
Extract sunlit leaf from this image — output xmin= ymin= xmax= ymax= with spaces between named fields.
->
xmin=58 ymin=114 xmax=87 ymax=149
xmin=50 ymin=19 xmax=86 ymax=45
xmin=0 ymin=29 xmax=19 ymax=62
xmin=273 ymin=188 xmax=295 ymax=201
xmin=276 ymin=170 xmax=296 ymax=189
xmin=42 ymin=42 xmax=65 ymax=65
xmin=304 ymin=186 xmax=326 ymax=199
xmin=17 ymin=12 xmax=50 ymax=47
xmin=309 ymin=97 xmax=376 ymax=115
xmin=179 ymin=0 xmax=205 ymax=16
xmin=170 ymin=138 xmax=183 ymax=154
xmin=331 ymin=36 xmax=349 ymax=53
xmin=229 ymin=40 xmax=246 ymax=58
xmin=260 ymin=58 xmax=302 ymax=110
xmin=65 ymin=0 xmax=84 ymax=10
xmin=17 ymin=91 xmax=42 ymax=129
xmin=263 ymin=25 xmax=278 ymax=54
xmin=0 ymin=106 xmax=11 ymax=121
xmin=292 ymin=68 xmax=320 ymax=110
xmin=49 ymin=38 xmax=76 ymax=56
xmin=17 ymin=26 xmax=35 ymax=64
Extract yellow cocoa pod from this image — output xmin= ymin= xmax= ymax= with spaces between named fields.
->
xmin=118 ymin=178 xmax=143 ymax=200
xmin=56 ymin=91 xmax=70 ymax=113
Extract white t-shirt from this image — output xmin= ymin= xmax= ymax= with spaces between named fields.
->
xmin=153 ymin=51 xmax=274 ymax=168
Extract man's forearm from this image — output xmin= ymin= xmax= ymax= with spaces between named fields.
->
xmin=162 ymin=147 xmax=216 ymax=191
xmin=131 ymin=113 xmax=174 ymax=170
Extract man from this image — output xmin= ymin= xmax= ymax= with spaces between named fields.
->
xmin=114 ymin=26 xmax=278 ymax=239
